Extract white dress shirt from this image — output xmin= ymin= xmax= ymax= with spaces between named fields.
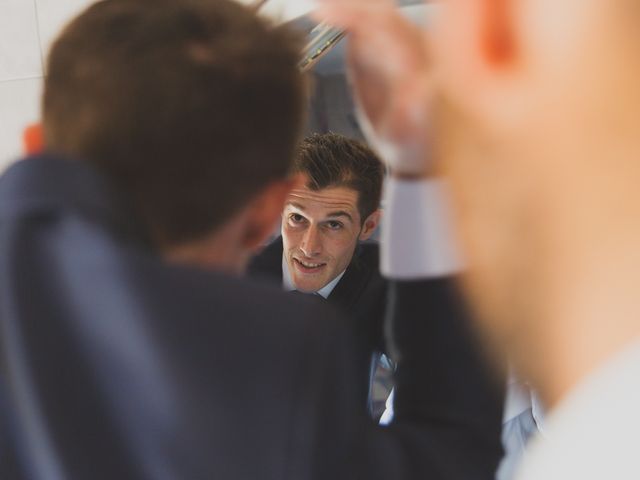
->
xmin=516 ymin=340 xmax=640 ymax=480
xmin=281 ymin=256 xmax=345 ymax=298
xmin=497 ymin=375 xmax=545 ymax=480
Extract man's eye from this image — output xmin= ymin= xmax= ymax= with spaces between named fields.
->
xmin=289 ymin=214 xmax=305 ymax=224
xmin=327 ymin=221 xmax=343 ymax=230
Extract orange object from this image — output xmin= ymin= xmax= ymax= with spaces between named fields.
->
xmin=23 ymin=123 xmax=43 ymax=155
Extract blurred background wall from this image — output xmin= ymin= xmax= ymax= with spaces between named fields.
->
xmin=0 ymin=0 xmax=95 ymax=171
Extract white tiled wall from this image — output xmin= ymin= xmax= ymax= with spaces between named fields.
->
xmin=237 ymin=0 xmax=315 ymax=23
xmin=35 ymin=0 xmax=96 ymax=62
xmin=0 ymin=77 xmax=42 ymax=168
xmin=0 ymin=0 xmax=93 ymax=171
xmin=0 ymin=0 xmax=42 ymax=81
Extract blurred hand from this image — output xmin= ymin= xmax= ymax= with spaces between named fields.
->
xmin=314 ymin=0 xmax=434 ymax=178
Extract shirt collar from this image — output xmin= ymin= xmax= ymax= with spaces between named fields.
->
xmin=281 ymin=255 xmax=346 ymax=299
xmin=515 ymin=339 xmax=640 ymax=480
xmin=503 ymin=369 xmax=546 ymax=434
xmin=531 ymin=390 xmax=546 ymax=434
xmin=503 ymin=374 xmax=534 ymax=424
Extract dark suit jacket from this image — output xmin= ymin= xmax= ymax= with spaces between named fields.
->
xmin=249 ymin=237 xmax=387 ymax=349
xmin=0 ymin=155 xmax=503 ymax=480
xmin=248 ymin=237 xmax=388 ymax=406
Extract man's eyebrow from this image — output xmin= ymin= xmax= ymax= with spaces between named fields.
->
xmin=286 ymin=202 xmax=306 ymax=211
xmin=326 ymin=211 xmax=353 ymax=222
xmin=286 ymin=202 xmax=354 ymax=221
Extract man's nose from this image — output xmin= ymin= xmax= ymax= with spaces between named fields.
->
xmin=300 ymin=226 xmax=322 ymax=257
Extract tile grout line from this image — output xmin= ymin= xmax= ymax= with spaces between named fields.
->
xmin=32 ymin=0 xmax=46 ymax=75
xmin=0 ymin=75 xmax=44 ymax=84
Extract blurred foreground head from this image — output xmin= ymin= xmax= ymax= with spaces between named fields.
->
xmin=432 ymin=0 xmax=640 ymax=402
xmin=43 ymin=0 xmax=305 ymax=259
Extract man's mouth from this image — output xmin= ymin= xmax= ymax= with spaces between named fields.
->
xmin=293 ymin=257 xmax=327 ymax=274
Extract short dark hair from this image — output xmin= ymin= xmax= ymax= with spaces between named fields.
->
xmin=294 ymin=133 xmax=384 ymax=222
xmin=43 ymin=0 xmax=305 ymax=247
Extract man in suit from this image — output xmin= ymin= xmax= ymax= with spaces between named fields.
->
xmin=249 ymin=133 xmax=390 ymax=412
xmin=0 ymin=0 xmax=504 ymax=478
xmin=249 ymin=133 xmax=385 ymax=321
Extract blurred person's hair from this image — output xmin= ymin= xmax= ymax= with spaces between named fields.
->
xmin=294 ymin=133 xmax=384 ymax=223
xmin=43 ymin=0 xmax=305 ymax=247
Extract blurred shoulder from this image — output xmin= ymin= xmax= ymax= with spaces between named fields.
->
xmin=247 ymin=236 xmax=284 ymax=280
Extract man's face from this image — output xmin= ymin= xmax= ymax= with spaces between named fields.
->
xmin=282 ymin=185 xmax=364 ymax=293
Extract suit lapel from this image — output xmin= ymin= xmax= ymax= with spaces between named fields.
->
xmin=327 ymin=244 xmax=373 ymax=313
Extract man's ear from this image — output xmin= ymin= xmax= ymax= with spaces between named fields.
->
xmin=241 ymin=175 xmax=303 ymax=252
xmin=480 ymin=0 xmax=516 ymax=66
xmin=434 ymin=0 xmax=519 ymax=114
xmin=23 ymin=123 xmax=43 ymax=155
xmin=359 ymin=209 xmax=382 ymax=242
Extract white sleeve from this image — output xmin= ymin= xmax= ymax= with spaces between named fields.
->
xmin=380 ymin=176 xmax=463 ymax=279
xmin=379 ymin=389 xmax=395 ymax=426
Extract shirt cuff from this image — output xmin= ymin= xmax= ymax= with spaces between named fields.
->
xmin=381 ymin=177 xmax=463 ymax=279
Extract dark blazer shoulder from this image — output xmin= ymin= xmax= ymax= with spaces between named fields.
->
xmin=329 ymin=242 xmax=385 ymax=310
xmin=329 ymin=242 xmax=387 ymax=355
xmin=247 ymin=236 xmax=284 ymax=284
